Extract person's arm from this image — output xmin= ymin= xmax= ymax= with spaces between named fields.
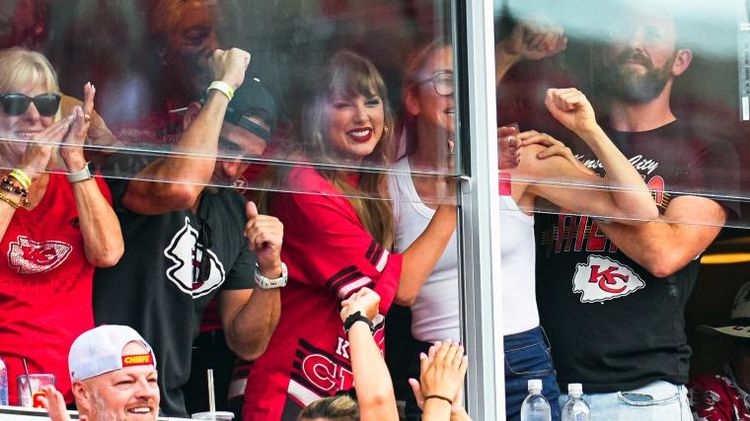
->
xmin=597 ymin=195 xmax=726 ymax=277
xmin=121 ymin=48 xmax=250 ymax=215
xmin=219 ymin=201 xmax=283 ymax=360
xmin=60 ymin=83 xmax=123 ymax=267
xmin=408 ymin=340 xmax=470 ymax=421
xmin=340 ymin=287 xmax=399 ymax=421
xmin=513 ymin=89 xmax=658 ymax=223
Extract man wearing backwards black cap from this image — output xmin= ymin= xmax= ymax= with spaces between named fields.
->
xmin=93 ymin=47 xmax=286 ymax=417
xmin=689 ymin=281 xmax=750 ymax=420
xmin=40 ymin=325 xmax=160 ymax=421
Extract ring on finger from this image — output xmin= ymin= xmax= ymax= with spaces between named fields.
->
xmin=83 ymin=113 xmax=91 ymax=123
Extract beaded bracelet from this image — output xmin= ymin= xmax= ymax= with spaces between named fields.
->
xmin=0 ymin=182 xmax=24 ymax=197
xmin=1 ymin=177 xmax=28 ymax=197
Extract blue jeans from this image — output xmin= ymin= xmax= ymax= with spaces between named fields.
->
xmin=405 ymin=326 xmax=560 ymax=421
xmin=557 ymin=380 xmax=691 ymax=421
xmin=505 ymin=326 xmax=561 ymax=421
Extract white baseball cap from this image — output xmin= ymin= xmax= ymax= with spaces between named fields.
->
xmin=699 ymin=281 xmax=750 ymax=339
xmin=68 ymin=325 xmax=156 ymax=382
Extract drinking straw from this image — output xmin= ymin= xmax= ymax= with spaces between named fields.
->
xmin=207 ymin=369 xmax=215 ymax=414
xmin=22 ymin=358 xmax=33 ymax=404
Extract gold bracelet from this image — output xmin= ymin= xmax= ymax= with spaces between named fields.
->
xmin=0 ymin=192 xmax=20 ymax=209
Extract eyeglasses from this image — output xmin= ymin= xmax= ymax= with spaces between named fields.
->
xmin=0 ymin=93 xmax=61 ymax=117
xmin=417 ymin=71 xmax=454 ymax=97
xmin=193 ymin=217 xmax=213 ymax=284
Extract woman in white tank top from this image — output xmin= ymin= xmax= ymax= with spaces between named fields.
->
xmin=390 ymin=39 xmax=658 ymax=421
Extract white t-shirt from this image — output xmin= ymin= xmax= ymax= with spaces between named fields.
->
xmin=388 ymin=157 xmax=540 ymax=341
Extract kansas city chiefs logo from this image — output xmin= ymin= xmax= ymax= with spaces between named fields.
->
xmin=163 ymin=217 xmax=225 ymax=299
xmin=572 ymin=255 xmax=645 ymax=303
xmin=7 ymin=236 xmax=72 ymax=275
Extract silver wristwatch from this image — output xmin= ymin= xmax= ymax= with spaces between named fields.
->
xmin=67 ymin=162 xmax=92 ymax=184
xmin=254 ymin=262 xmax=288 ymax=289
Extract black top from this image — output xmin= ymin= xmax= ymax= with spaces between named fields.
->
xmin=536 ymin=121 xmax=740 ymax=392
xmin=93 ymin=156 xmax=254 ymax=416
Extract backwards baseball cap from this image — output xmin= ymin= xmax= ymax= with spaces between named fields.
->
xmin=699 ymin=281 xmax=750 ymax=339
xmin=219 ymin=74 xmax=278 ymax=143
xmin=68 ymin=325 xmax=156 ymax=382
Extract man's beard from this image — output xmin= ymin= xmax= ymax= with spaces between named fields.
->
xmin=89 ymin=389 xmax=157 ymax=421
xmin=595 ymin=51 xmax=674 ymax=104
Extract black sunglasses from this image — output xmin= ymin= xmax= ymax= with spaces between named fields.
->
xmin=0 ymin=93 xmax=61 ymax=117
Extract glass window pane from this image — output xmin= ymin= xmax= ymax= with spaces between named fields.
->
xmin=496 ymin=0 xmax=748 ymax=228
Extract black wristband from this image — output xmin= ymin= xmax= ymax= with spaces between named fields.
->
xmin=424 ymin=394 xmax=453 ymax=406
xmin=343 ymin=311 xmax=373 ymax=334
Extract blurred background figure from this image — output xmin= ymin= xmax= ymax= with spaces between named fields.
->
xmin=690 ymin=281 xmax=750 ymax=420
xmin=0 ymin=0 xmax=47 ymax=51
xmin=106 ymin=0 xmax=222 ymax=144
xmin=149 ymin=0 xmax=219 ymax=112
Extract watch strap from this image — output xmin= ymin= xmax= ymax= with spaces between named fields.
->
xmin=254 ymin=261 xmax=288 ymax=289
xmin=343 ymin=311 xmax=373 ymax=334
xmin=67 ymin=162 xmax=93 ymax=184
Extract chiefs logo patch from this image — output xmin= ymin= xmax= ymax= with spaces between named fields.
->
xmin=163 ymin=217 xmax=225 ymax=299
xmin=572 ymin=255 xmax=645 ymax=303
xmin=7 ymin=236 xmax=72 ymax=275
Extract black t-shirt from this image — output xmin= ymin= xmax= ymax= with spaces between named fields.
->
xmin=93 ymin=155 xmax=254 ymax=417
xmin=535 ymin=121 xmax=740 ymax=393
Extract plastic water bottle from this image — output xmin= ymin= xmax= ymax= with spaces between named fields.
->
xmin=561 ymin=383 xmax=591 ymax=421
xmin=0 ymin=356 xmax=8 ymax=405
xmin=520 ymin=379 xmax=552 ymax=421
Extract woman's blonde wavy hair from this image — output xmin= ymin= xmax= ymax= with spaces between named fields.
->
xmin=298 ymin=395 xmax=359 ymax=421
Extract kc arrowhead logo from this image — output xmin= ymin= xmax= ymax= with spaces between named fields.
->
xmin=163 ymin=217 xmax=226 ymax=299
xmin=7 ymin=236 xmax=72 ymax=275
xmin=572 ymin=255 xmax=645 ymax=303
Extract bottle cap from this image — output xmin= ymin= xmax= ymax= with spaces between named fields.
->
xmin=568 ymin=383 xmax=583 ymax=394
xmin=528 ymin=379 xmax=543 ymax=392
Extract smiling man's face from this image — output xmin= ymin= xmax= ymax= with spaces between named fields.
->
xmin=76 ymin=342 xmax=160 ymax=421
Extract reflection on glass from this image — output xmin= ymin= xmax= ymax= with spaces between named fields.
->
xmin=241 ymin=50 xmax=457 ymax=420
xmin=497 ymin=0 xmax=744 ymax=227
xmin=492 ymin=3 xmax=746 ymax=421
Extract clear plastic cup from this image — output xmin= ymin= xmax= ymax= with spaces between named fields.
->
xmin=17 ymin=374 xmax=55 ymax=407
xmin=191 ymin=411 xmax=235 ymax=420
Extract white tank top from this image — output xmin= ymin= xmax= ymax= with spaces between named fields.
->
xmin=389 ymin=158 xmax=460 ymax=342
xmin=388 ymin=158 xmax=539 ymax=341
xmin=497 ymin=196 xmax=540 ymax=335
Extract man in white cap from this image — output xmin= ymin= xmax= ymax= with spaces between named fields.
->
xmin=39 ymin=324 xmax=160 ymax=421
xmin=689 ymin=281 xmax=750 ymax=420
